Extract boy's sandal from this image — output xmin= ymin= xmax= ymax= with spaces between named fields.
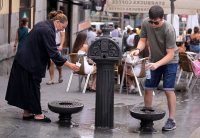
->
xmin=46 ymin=81 xmax=54 ymax=85
xmin=58 ymin=77 xmax=63 ymax=83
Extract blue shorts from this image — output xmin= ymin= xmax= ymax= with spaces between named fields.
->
xmin=145 ymin=63 xmax=178 ymax=91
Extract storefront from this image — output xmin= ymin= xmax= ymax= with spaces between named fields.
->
xmin=47 ymin=0 xmax=91 ymax=55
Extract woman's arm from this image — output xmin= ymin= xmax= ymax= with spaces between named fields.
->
xmin=13 ymin=30 xmax=18 ymax=53
xmin=58 ymin=32 xmax=65 ymax=52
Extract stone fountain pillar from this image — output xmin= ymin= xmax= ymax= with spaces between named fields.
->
xmin=88 ymin=23 xmax=122 ymax=128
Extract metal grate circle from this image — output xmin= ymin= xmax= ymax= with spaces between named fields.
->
xmin=130 ymin=107 xmax=165 ymax=115
xmin=48 ymin=101 xmax=83 ymax=108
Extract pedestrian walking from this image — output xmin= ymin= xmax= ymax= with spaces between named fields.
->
xmin=111 ymin=24 xmax=122 ymax=37
xmin=13 ymin=18 xmax=31 ymax=53
xmin=86 ymin=27 xmax=96 ymax=45
xmin=97 ymin=30 xmax=102 ymax=37
xmin=185 ymin=28 xmax=192 ymax=51
xmin=46 ymin=10 xmax=65 ymax=85
xmin=123 ymin=28 xmax=132 ymax=51
xmin=5 ymin=11 xmax=80 ymax=122
xmin=130 ymin=5 xmax=179 ymax=131
xmin=127 ymin=29 xmax=137 ymax=47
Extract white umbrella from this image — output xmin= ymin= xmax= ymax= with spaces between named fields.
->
xmin=187 ymin=12 xmax=199 ymax=33
xmin=167 ymin=14 xmax=179 ymax=37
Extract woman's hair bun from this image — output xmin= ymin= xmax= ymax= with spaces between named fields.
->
xmin=57 ymin=10 xmax=63 ymax=14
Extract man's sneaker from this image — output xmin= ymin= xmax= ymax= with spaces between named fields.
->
xmin=129 ymin=85 xmax=135 ymax=93
xmin=162 ymin=118 xmax=176 ymax=131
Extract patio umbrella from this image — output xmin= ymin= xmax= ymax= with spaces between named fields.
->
xmin=186 ymin=12 xmax=199 ymax=33
xmin=167 ymin=14 xmax=179 ymax=37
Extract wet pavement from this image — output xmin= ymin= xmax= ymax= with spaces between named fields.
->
xmin=0 ymin=67 xmax=200 ymax=138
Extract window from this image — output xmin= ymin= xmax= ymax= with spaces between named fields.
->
xmin=78 ymin=5 xmax=85 ymax=23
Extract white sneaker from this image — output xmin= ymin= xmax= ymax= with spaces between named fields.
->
xmin=133 ymin=88 xmax=139 ymax=93
xmin=129 ymin=85 xmax=135 ymax=93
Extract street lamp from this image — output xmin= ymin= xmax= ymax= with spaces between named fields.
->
xmin=0 ymin=0 xmax=3 ymax=10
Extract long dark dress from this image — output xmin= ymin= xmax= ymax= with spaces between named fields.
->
xmin=5 ymin=20 xmax=67 ymax=114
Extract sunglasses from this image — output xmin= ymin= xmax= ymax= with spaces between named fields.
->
xmin=148 ymin=20 xmax=162 ymax=25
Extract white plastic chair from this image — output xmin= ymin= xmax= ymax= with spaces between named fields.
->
xmin=66 ymin=53 xmax=96 ymax=94
xmin=119 ymin=57 xmax=155 ymax=96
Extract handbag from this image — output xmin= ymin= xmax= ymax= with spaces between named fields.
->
xmin=191 ymin=59 xmax=200 ymax=77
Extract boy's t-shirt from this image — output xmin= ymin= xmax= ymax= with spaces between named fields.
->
xmin=140 ymin=18 xmax=179 ymax=64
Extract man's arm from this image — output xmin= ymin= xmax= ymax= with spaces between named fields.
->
xmin=146 ymin=48 xmax=175 ymax=70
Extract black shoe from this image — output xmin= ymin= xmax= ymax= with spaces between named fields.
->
xmin=162 ymin=118 xmax=176 ymax=131
xmin=23 ymin=115 xmax=35 ymax=120
xmin=123 ymin=85 xmax=129 ymax=90
xmin=34 ymin=115 xmax=51 ymax=122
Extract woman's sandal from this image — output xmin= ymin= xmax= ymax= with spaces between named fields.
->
xmin=58 ymin=77 xmax=63 ymax=83
xmin=89 ymin=88 xmax=96 ymax=92
xmin=34 ymin=115 xmax=51 ymax=122
xmin=46 ymin=81 xmax=54 ymax=85
xmin=86 ymin=87 xmax=90 ymax=91
xmin=23 ymin=115 xmax=35 ymax=120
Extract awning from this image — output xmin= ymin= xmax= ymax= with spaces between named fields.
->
xmin=104 ymin=0 xmax=200 ymax=15
xmin=104 ymin=4 xmax=197 ymax=15
xmin=52 ymin=0 xmax=91 ymax=6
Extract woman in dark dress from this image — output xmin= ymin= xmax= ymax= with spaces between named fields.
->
xmin=5 ymin=12 xmax=80 ymax=122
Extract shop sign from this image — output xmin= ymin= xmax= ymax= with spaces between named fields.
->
xmin=78 ymin=20 xmax=91 ymax=32
xmin=107 ymin=0 xmax=169 ymax=7
xmin=108 ymin=7 xmax=150 ymax=12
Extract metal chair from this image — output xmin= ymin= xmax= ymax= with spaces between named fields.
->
xmin=177 ymin=52 xmax=193 ymax=87
xmin=187 ymin=54 xmax=200 ymax=93
xmin=66 ymin=53 xmax=96 ymax=93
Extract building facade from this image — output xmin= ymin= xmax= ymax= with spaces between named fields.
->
xmin=47 ymin=0 xmax=91 ymax=55
xmin=0 ymin=0 xmax=46 ymax=76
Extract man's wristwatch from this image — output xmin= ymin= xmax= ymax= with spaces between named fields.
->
xmin=135 ymin=48 xmax=140 ymax=53
xmin=14 ymin=45 xmax=16 ymax=47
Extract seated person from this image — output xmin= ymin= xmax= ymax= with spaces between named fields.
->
xmin=177 ymin=42 xmax=186 ymax=53
xmin=71 ymin=32 xmax=97 ymax=91
xmin=190 ymin=26 xmax=200 ymax=53
xmin=119 ymin=35 xmax=149 ymax=93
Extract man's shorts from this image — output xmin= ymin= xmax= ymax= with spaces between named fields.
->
xmin=145 ymin=63 xmax=178 ymax=91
